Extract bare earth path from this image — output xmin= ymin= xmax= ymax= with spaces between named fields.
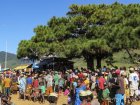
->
xmin=11 ymin=94 xmax=140 ymax=105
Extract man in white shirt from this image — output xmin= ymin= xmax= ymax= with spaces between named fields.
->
xmin=129 ymin=67 xmax=139 ymax=100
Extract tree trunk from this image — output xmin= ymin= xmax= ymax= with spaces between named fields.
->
xmin=82 ymin=51 xmax=94 ymax=70
xmin=96 ymin=57 xmax=102 ymax=69
xmin=125 ymin=48 xmax=134 ymax=63
xmin=86 ymin=56 xmax=94 ymax=70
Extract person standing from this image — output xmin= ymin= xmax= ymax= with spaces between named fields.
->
xmin=46 ymin=73 xmax=53 ymax=95
xmin=26 ymin=74 xmax=32 ymax=89
xmin=115 ymin=69 xmax=125 ymax=105
xmin=54 ymin=71 xmax=59 ymax=92
xmin=129 ymin=67 xmax=139 ymax=101
xmin=74 ymin=79 xmax=86 ymax=105
xmin=19 ymin=74 xmax=26 ymax=100
xmin=3 ymin=75 xmax=11 ymax=96
xmin=97 ymin=73 xmax=106 ymax=104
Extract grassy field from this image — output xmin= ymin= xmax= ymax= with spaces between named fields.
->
xmin=72 ymin=49 xmax=140 ymax=68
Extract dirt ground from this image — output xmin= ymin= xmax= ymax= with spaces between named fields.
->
xmin=11 ymin=94 xmax=140 ymax=105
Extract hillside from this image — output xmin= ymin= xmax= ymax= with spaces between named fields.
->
xmin=0 ymin=51 xmax=20 ymax=68
xmin=72 ymin=49 xmax=140 ymax=68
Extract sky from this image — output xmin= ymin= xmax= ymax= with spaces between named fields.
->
xmin=0 ymin=0 xmax=140 ymax=54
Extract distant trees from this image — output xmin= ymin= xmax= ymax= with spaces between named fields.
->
xmin=17 ymin=2 xmax=140 ymax=69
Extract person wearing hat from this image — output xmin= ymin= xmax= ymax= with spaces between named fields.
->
xmin=129 ymin=67 xmax=139 ymax=102
xmin=115 ymin=69 xmax=125 ymax=105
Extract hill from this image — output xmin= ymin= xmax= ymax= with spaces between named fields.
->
xmin=0 ymin=51 xmax=20 ymax=68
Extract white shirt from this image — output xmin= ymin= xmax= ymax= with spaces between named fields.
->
xmin=45 ymin=74 xmax=53 ymax=87
xmin=129 ymin=72 xmax=139 ymax=89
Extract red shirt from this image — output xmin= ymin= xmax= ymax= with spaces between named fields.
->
xmin=98 ymin=77 xmax=105 ymax=90
xmin=78 ymin=73 xmax=84 ymax=78
xmin=33 ymin=79 xmax=39 ymax=88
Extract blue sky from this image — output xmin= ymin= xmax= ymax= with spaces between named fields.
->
xmin=0 ymin=0 xmax=140 ymax=54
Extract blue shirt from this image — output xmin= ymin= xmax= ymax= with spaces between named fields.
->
xmin=75 ymin=85 xmax=86 ymax=105
xmin=26 ymin=77 xmax=32 ymax=85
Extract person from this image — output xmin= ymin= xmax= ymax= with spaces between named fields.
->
xmin=90 ymin=73 xmax=96 ymax=90
xmin=115 ymin=69 xmax=125 ymax=105
xmin=46 ymin=73 xmax=53 ymax=95
xmin=64 ymin=86 xmax=70 ymax=96
xmin=97 ymin=73 xmax=105 ymax=104
xmin=31 ymin=89 xmax=39 ymax=102
xmin=129 ymin=67 xmax=139 ymax=101
xmin=122 ymin=72 xmax=129 ymax=104
xmin=102 ymin=84 xmax=110 ymax=105
xmin=26 ymin=74 xmax=32 ymax=89
xmin=74 ymin=79 xmax=86 ymax=105
xmin=39 ymin=82 xmax=45 ymax=103
xmin=3 ymin=75 xmax=12 ymax=96
xmin=84 ymin=75 xmax=90 ymax=89
xmin=54 ymin=71 xmax=59 ymax=92
xmin=19 ymin=74 xmax=26 ymax=100
xmin=58 ymin=76 xmax=65 ymax=90
xmin=32 ymin=77 xmax=39 ymax=89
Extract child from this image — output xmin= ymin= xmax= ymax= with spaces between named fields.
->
xmin=64 ymin=86 xmax=70 ymax=96
xmin=102 ymin=84 xmax=110 ymax=105
xmin=39 ymin=82 xmax=45 ymax=103
xmin=25 ymin=86 xmax=32 ymax=100
xmin=58 ymin=87 xmax=63 ymax=96
xmin=64 ymin=87 xmax=71 ymax=104
xmin=31 ymin=89 xmax=39 ymax=102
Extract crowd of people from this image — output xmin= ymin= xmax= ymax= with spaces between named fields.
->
xmin=0 ymin=66 xmax=140 ymax=105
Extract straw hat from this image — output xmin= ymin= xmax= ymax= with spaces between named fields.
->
xmin=79 ymin=91 xmax=87 ymax=96
xmin=49 ymin=93 xmax=58 ymax=97
xmin=85 ymin=90 xmax=92 ymax=96
xmin=129 ymin=67 xmax=134 ymax=71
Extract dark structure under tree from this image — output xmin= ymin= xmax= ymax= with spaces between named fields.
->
xmin=37 ymin=57 xmax=74 ymax=72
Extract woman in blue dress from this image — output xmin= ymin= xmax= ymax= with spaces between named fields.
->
xmin=75 ymin=79 xmax=86 ymax=105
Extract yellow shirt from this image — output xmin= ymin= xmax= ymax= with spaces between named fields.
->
xmin=4 ymin=78 xmax=11 ymax=88
xmin=84 ymin=78 xmax=90 ymax=87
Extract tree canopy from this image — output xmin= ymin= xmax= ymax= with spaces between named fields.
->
xmin=17 ymin=2 xmax=140 ymax=69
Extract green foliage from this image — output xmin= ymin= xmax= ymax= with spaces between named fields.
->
xmin=17 ymin=2 xmax=140 ymax=68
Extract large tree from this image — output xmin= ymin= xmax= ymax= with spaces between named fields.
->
xmin=17 ymin=2 xmax=140 ymax=69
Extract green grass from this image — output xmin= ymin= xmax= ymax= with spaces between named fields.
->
xmin=72 ymin=49 xmax=140 ymax=68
